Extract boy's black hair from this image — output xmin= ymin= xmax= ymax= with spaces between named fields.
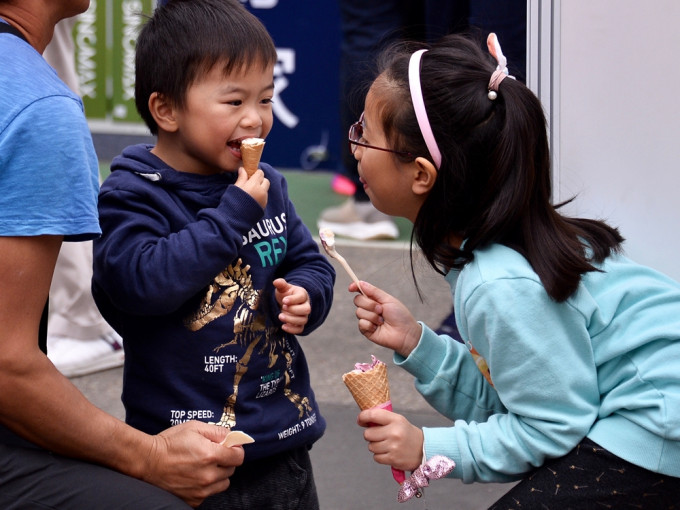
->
xmin=135 ymin=0 xmax=277 ymax=135
xmin=374 ymin=34 xmax=623 ymax=302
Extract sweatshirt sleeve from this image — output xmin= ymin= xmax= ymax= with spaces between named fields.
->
xmin=94 ymin=180 xmax=262 ymax=315
xmin=402 ymin=277 xmax=600 ymax=483
xmin=263 ymin=179 xmax=335 ymax=334
xmin=395 ymin=324 xmax=506 ymax=422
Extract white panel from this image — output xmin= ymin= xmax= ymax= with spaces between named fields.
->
xmin=532 ymin=0 xmax=680 ymax=280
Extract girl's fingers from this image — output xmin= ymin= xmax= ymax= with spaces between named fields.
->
xmin=354 ymin=304 xmax=381 ymax=324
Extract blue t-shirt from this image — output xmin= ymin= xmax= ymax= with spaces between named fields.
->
xmin=0 ymin=24 xmax=100 ymax=240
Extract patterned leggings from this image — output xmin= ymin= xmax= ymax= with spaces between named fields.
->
xmin=489 ymin=438 xmax=680 ymax=510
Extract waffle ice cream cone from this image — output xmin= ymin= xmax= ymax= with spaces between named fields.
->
xmin=240 ymin=137 xmax=265 ymax=177
xmin=343 ymin=355 xmax=406 ymax=486
xmin=342 ymin=355 xmax=391 ymax=410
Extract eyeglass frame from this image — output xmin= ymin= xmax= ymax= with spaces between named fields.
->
xmin=348 ymin=113 xmax=415 ymax=158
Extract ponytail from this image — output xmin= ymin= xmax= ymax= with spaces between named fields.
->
xmin=378 ymin=34 xmax=624 ymax=302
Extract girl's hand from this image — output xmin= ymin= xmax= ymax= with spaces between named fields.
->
xmin=235 ymin=167 xmax=269 ymax=209
xmin=349 ymin=280 xmax=422 ymax=358
xmin=357 ymin=408 xmax=424 ymax=472
xmin=273 ymin=278 xmax=311 ymax=335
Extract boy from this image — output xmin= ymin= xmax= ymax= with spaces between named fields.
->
xmin=92 ymin=1 xmax=335 ymax=508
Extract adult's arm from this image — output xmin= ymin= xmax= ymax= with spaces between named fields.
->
xmin=0 ymin=235 xmax=243 ymax=506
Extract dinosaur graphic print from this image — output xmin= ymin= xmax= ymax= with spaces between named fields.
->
xmin=184 ymin=258 xmax=313 ymax=429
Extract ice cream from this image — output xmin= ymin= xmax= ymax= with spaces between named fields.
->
xmin=343 ymin=356 xmax=406 ymax=486
xmin=240 ymin=137 xmax=265 ymax=177
xmin=319 ymin=228 xmax=335 ymax=248
xmin=342 ymin=355 xmax=391 ymax=411
xmin=319 ymin=227 xmax=365 ymax=295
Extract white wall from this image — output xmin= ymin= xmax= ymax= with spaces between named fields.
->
xmin=529 ymin=0 xmax=680 ymax=281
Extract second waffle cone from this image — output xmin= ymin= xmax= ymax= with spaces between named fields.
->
xmin=342 ymin=360 xmax=390 ymax=410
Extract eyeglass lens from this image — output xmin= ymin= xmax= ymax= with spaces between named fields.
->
xmin=349 ymin=122 xmax=361 ymax=154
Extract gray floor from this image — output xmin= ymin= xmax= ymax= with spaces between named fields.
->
xmin=71 ymin=240 xmax=512 ymax=509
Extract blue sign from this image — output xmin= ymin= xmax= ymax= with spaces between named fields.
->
xmin=242 ymin=0 xmax=342 ymax=172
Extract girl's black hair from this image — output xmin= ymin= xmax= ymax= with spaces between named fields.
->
xmin=135 ymin=0 xmax=277 ymax=135
xmin=374 ymin=33 xmax=623 ymax=302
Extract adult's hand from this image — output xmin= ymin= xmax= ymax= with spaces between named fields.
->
xmin=144 ymin=421 xmax=244 ymax=508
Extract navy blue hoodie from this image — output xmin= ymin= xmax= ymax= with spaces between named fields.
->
xmin=92 ymin=144 xmax=335 ymax=461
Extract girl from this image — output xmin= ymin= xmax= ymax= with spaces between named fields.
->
xmin=349 ymin=33 xmax=680 ymax=507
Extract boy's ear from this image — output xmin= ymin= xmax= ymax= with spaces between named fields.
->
xmin=412 ymin=156 xmax=438 ymax=195
xmin=148 ymin=92 xmax=178 ymax=133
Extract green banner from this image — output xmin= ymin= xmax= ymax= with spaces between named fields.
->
xmin=111 ymin=0 xmax=154 ymax=122
xmin=73 ymin=0 xmax=155 ymax=123
xmin=73 ymin=0 xmax=108 ymax=119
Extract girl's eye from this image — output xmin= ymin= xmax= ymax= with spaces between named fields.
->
xmin=261 ymin=98 xmax=274 ymax=105
xmin=227 ymin=100 xmax=242 ymax=106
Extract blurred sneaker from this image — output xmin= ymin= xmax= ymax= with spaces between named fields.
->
xmin=47 ymin=331 xmax=125 ymax=377
xmin=318 ymin=198 xmax=399 ymax=240
xmin=331 ymin=174 xmax=356 ymax=196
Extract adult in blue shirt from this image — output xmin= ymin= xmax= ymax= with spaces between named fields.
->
xmin=0 ymin=1 xmax=243 ymax=507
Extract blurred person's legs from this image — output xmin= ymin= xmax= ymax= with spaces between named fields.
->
xmin=47 ymin=242 xmax=124 ymax=377
xmin=42 ymin=16 xmax=79 ymax=92
xmin=424 ymin=0 xmax=527 ymax=80
xmin=468 ymin=0 xmax=526 ymax=80
xmin=318 ymin=0 xmax=420 ymax=240
xmin=44 ymin=18 xmax=124 ymax=377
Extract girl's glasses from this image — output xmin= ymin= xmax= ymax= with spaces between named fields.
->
xmin=348 ymin=113 xmax=415 ymax=158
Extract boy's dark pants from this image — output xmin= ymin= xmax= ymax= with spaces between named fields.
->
xmin=198 ymin=445 xmax=319 ymax=510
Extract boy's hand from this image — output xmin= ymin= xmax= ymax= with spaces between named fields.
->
xmin=357 ymin=408 xmax=424 ymax=472
xmin=235 ymin=167 xmax=269 ymax=209
xmin=350 ymin=280 xmax=422 ymax=358
xmin=273 ymin=278 xmax=311 ymax=334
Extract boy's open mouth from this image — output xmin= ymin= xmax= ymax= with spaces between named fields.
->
xmin=227 ymin=139 xmax=245 ymax=158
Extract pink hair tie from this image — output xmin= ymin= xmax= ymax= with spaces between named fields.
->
xmin=486 ymin=33 xmax=515 ymax=100
xmin=408 ymin=49 xmax=442 ymax=169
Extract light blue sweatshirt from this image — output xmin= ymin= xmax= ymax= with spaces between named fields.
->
xmin=396 ymin=243 xmax=680 ymax=483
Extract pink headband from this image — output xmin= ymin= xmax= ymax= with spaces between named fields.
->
xmin=486 ymin=33 xmax=515 ymax=100
xmin=408 ymin=49 xmax=442 ymax=169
